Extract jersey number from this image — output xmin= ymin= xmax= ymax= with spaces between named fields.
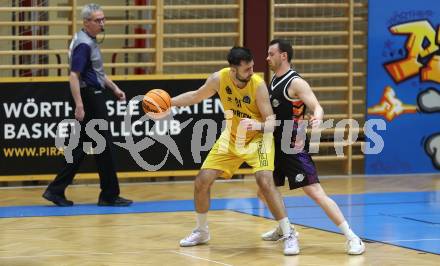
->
xmin=235 ymin=98 xmax=242 ymax=108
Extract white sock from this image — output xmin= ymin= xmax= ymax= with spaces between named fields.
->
xmin=278 ymin=217 xmax=292 ymax=236
xmin=196 ymin=212 xmax=208 ymax=231
xmin=338 ymin=221 xmax=357 ymax=240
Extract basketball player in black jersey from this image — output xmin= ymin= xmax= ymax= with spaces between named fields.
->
xmin=257 ymin=39 xmax=365 ymax=255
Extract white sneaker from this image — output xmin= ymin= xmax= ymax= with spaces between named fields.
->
xmin=179 ymin=228 xmax=210 ymax=247
xmin=280 ymin=232 xmax=300 ymax=255
xmin=261 ymin=226 xmax=299 ymax=241
xmin=346 ymin=237 xmax=365 ymax=255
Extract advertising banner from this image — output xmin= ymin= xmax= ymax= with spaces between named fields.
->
xmin=366 ymin=0 xmax=440 ymax=174
xmin=0 ymin=77 xmax=227 ymax=178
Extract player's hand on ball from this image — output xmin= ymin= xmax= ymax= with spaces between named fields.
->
xmin=142 ymin=89 xmax=171 ymax=120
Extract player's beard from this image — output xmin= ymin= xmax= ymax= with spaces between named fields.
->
xmin=268 ymin=60 xmax=279 ymax=71
xmin=268 ymin=62 xmax=275 ymax=71
xmin=236 ymin=72 xmax=251 ymax=83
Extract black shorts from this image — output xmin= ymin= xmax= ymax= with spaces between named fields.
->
xmin=274 ymin=148 xmax=319 ymax=190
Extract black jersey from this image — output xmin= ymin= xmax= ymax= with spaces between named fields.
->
xmin=269 ymin=69 xmax=309 ymax=151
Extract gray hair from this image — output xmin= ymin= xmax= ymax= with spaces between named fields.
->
xmin=81 ymin=3 xmax=102 ymax=20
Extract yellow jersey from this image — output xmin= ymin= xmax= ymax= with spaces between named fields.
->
xmin=218 ymin=67 xmax=264 ymax=144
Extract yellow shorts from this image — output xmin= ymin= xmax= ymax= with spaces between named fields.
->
xmin=201 ymin=131 xmax=275 ymax=178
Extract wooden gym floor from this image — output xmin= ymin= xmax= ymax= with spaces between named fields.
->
xmin=0 ymin=174 xmax=439 ymax=265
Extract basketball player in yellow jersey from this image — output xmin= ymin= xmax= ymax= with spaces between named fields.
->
xmin=171 ymin=47 xmax=299 ymax=255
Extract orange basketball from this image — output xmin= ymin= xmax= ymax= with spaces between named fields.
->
xmin=142 ymin=89 xmax=171 ymax=115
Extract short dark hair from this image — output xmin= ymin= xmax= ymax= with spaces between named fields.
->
xmin=227 ymin=46 xmax=253 ymax=66
xmin=269 ymin=39 xmax=293 ymax=62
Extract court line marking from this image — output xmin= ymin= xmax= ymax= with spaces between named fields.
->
xmin=0 ymin=242 xmax=22 ymax=250
xmin=384 ymin=238 xmax=440 ymax=242
xmin=379 ymin=213 xmax=439 ymax=225
xmin=234 ymin=208 xmax=440 ymax=255
xmin=1 ymin=173 xmax=438 ymax=190
xmin=0 ymin=254 xmax=66 ymax=259
xmin=0 ymin=252 xmax=113 ymax=259
xmin=171 ymin=251 xmax=232 ymax=266
xmin=0 ymin=178 xmax=254 ymax=190
xmin=400 ymin=217 xmax=439 ymax=225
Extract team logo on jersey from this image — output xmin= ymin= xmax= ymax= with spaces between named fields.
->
xmin=272 ymin=99 xmax=280 ymax=107
xmin=292 ymin=100 xmax=304 ymax=108
xmin=243 ymin=95 xmax=251 ymax=104
xmin=292 ymin=104 xmax=305 ymax=117
xmin=225 ymin=86 xmax=232 ymax=94
xmin=295 ymin=173 xmax=305 ymax=182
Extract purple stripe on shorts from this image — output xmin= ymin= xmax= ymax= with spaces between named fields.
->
xmin=296 ymin=152 xmax=319 ymax=183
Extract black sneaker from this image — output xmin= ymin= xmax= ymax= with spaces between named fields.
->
xmin=42 ymin=190 xmax=74 ymax=207
xmin=98 ymin=196 xmax=133 ymax=207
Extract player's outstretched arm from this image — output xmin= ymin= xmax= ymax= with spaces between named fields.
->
xmin=290 ymin=78 xmax=324 ymax=128
xmin=171 ymin=72 xmax=219 ymax=107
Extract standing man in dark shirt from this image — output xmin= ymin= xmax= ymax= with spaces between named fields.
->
xmin=43 ymin=3 xmax=132 ymax=207
xmin=258 ymin=39 xmax=365 ymax=255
